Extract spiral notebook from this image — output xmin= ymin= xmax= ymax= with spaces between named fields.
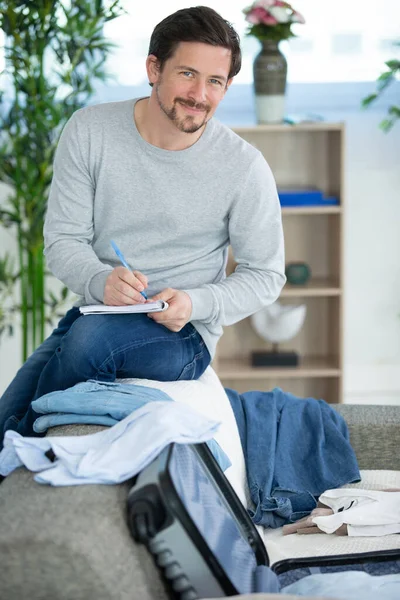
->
xmin=79 ymin=301 xmax=168 ymax=315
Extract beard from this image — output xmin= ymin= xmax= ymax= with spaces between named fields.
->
xmin=155 ymin=83 xmax=211 ymax=134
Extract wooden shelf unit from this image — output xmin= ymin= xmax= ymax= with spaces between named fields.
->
xmin=282 ymin=206 xmax=342 ymax=215
xmin=217 ymin=356 xmax=341 ymax=380
xmin=214 ymin=123 xmax=345 ymax=404
xmin=281 ymin=278 xmax=341 ymax=297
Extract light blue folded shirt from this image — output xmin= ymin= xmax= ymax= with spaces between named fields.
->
xmin=32 ymin=380 xmax=173 ymax=422
xmin=31 ymin=380 xmax=231 ymax=472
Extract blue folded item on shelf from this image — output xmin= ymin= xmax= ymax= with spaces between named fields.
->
xmin=278 ymin=188 xmax=339 ymax=207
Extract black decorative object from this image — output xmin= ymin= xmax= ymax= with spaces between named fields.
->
xmin=251 ymin=346 xmax=299 ymax=367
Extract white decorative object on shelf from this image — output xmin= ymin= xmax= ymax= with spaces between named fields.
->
xmin=251 ymin=301 xmax=307 ymax=344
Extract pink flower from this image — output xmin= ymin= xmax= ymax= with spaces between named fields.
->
xmin=291 ymin=10 xmax=306 ymax=23
xmin=244 ymin=1 xmax=305 ymax=28
xmin=246 ymin=6 xmax=278 ymax=25
xmin=261 ymin=12 xmax=279 ymax=25
xmin=245 ymin=7 xmax=263 ymax=24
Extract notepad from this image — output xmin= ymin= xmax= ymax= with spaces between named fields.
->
xmin=79 ymin=301 xmax=168 ymax=315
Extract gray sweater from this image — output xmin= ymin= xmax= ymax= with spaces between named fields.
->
xmin=44 ymin=98 xmax=285 ymax=358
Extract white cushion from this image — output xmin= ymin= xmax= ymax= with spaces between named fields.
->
xmin=116 ymin=366 xmax=249 ymax=506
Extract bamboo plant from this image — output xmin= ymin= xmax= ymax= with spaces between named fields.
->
xmin=0 ymin=0 xmax=124 ymax=362
xmin=0 ymin=253 xmax=17 ymax=339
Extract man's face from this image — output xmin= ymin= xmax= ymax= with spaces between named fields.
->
xmin=148 ymin=42 xmax=232 ymax=134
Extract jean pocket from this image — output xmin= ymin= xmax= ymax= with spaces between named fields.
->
xmin=176 ymin=358 xmax=197 ymax=381
xmin=177 ymin=345 xmax=211 ymax=381
xmin=3 ymin=415 xmax=20 ymax=436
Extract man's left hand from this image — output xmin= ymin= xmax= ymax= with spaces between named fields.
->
xmin=148 ymin=288 xmax=192 ymax=332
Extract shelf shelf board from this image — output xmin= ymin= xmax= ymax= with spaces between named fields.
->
xmin=281 ymin=278 xmax=341 ymax=297
xmin=216 ymin=356 xmax=341 ymax=380
xmin=282 ymin=206 xmax=342 ymax=215
xmin=231 ymin=123 xmax=344 ymax=134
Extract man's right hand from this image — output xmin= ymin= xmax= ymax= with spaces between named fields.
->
xmin=103 ymin=267 xmax=148 ymax=306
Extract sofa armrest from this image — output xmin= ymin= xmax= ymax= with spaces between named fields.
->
xmin=332 ymin=404 xmax=400 ymax=470
xmin=0 ymin=461 xmax=168 ymax=600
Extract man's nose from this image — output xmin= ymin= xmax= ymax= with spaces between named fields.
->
xmin=188 ymin=79 xmax=207 ymax=104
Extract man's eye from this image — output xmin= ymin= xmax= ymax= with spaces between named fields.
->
xmin=210 ymin=79 xmax=222 ymax=86
xmin=182 ymin=71 xmax=194 ymax=77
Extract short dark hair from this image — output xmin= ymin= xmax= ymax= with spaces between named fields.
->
xmin=148 ymin=6 xmax=242 ymax=82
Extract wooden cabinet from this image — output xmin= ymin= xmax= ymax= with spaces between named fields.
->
xmin=214 ymin=123 xmax=345 ymax=404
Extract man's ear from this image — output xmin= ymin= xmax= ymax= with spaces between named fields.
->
xmin=146 ymin=54 xmax=161 ymax=85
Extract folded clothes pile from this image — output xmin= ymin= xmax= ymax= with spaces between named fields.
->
xmin=1 ymin=373 xmax=362 ymax=529
xmin=0 ymin=381 xmax=231 ymax=483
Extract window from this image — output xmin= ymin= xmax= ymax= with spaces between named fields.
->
xmin=103 ymin=0 xmax=400 ymax=85
xmin=1 ymin=1 xmax=398 ymax=117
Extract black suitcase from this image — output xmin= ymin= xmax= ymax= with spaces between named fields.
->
xmin=127 ymin=442 xmax=400 ymax=599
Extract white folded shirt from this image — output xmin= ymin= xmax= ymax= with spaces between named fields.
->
xmin=0 ymin=401 xmax=220 ymax=485
xmin=312 ymin=488 xmax=400 ymax=536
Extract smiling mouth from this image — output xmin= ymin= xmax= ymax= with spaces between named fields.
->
xmin=178 ymin=101 xmax=207 ymax=114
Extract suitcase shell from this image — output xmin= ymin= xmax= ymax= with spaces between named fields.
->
xmin=127 ymin=443 xmax=400 ymax=599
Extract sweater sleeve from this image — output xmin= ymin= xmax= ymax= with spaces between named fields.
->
xmin=43 ymin=112 xmax=112 ymax=303
xmin=184 ymin=152 xmax=286 ymax=326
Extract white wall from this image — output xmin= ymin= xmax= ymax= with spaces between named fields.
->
xmin=338 ymin=110 xmax=400 ymax=405
xmin=1 ymin=108 xmax=400 ymax=403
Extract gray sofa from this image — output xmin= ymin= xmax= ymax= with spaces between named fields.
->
xmin=0 ymin=404 xmax=399 ymax=600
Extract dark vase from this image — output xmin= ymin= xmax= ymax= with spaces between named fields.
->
xmin=285 ymin=262 xmax=312 ymax=285
xmin=253 ymin=40 xmax=287 ymax=123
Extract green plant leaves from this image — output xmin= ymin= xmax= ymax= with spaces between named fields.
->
xmin=361 ymin=39 xmax=399 ymax=133
xmin=0 ymin=0 xmax=124 ymax=359
xmin=247 ymin=22 xmax=295 ymax=42
xmin=385 ymin=59 xmax=400 ymax=71
xmin=361 ymin=93 xmax=378 ymax=108
xmin=0 ymin=252 xmax=17 ymax=340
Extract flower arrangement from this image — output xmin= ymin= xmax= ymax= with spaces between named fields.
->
xmin=243 ymin=0 xmax=305 ymax=42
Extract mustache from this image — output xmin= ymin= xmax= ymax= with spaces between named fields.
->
xmin=175 ymin=97 xmax=211 ymax=112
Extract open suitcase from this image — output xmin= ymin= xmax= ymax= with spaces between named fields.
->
xmin=127 ymin=442 xmax=400 ymax=599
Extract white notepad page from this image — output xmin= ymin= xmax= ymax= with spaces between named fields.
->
xmin=79 ymin=301 xmax=168 ymax=315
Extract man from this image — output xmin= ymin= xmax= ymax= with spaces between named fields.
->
xmin=0 ymin=6 xmax=285 ymax=446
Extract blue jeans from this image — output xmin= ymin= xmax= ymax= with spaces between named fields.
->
xmin=0 ymin=307 xmax=210 ymax=448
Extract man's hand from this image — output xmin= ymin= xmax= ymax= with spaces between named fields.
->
xmin=148 ymin=288 xmax=192 ymax=332
xmin=104 ymin=267 xmax=148 ymax=305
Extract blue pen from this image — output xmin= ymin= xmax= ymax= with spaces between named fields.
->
xmin=110 ymin=240 xmax=148 ymax=299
